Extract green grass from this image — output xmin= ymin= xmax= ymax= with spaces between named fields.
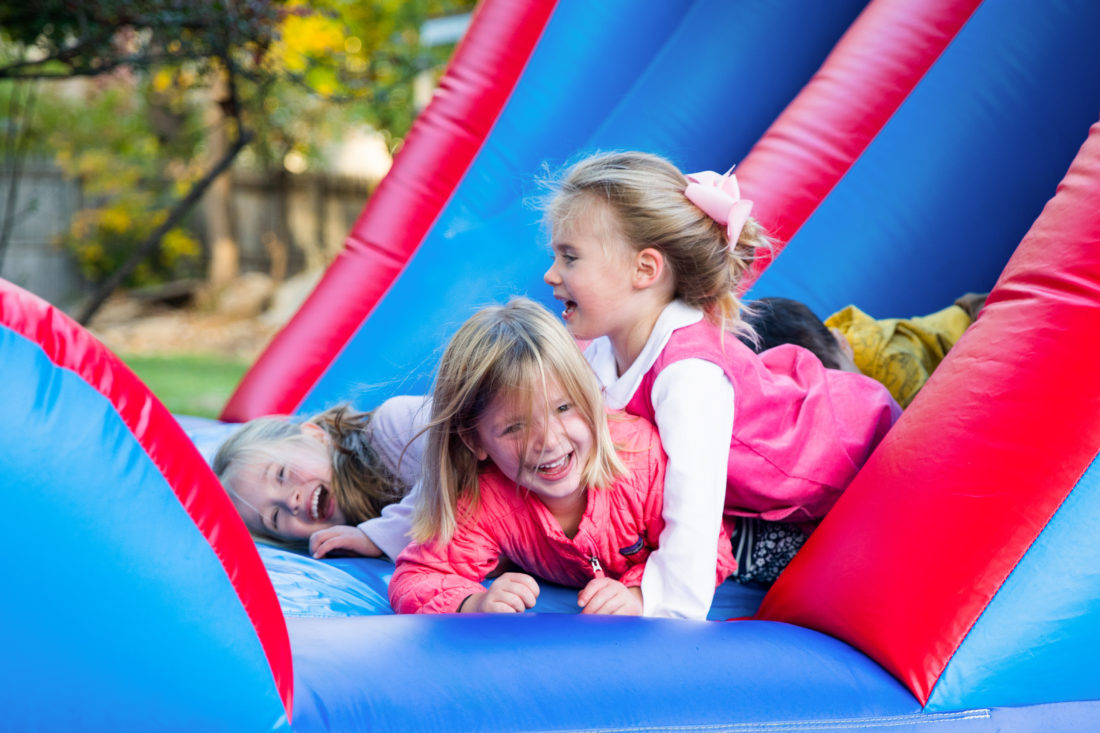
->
xmin=120 ymin=353 xmax=251 ymax=419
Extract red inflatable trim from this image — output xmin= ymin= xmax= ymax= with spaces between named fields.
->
xmin=221 ymin=0 xmax=558 ymax=421
xmin=0 ymin=281 xmax=294 ymax=718
xmin=736 ymin=0 xmax=981 ymax=288
xmin=757 ymin=118 xmax=1100 ymax=703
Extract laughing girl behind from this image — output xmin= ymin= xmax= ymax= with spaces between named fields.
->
xmin=213 ymin=396 xmax=428 ymax=559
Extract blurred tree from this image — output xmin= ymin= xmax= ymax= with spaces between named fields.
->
xmin=0 ymin=0 xmax=475 ymax=323
xmin=0 ymin=0 xmax=275 ymax=322
xmin=253 ymin=0 xmax=476 ymax=165
xmin=34 ymin=83 xmax=205 ymax=289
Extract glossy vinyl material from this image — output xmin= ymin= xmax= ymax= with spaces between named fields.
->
xmin=224 ymin=0 xmax=871 ymax=419
xmin=0 ymin=282 xmax=290 ymax=730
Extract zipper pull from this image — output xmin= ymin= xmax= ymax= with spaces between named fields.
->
xmin=589 ymin=555 xmax=605 ymax=578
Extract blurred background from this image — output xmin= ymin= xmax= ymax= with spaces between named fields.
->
xmin=0 ymin=0 xmax=476 ymax=416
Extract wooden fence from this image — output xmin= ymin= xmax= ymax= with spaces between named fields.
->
xmin=0 ymin=160 xmax=373 ymax=312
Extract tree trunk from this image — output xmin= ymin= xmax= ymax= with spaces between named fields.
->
xmin=202 ymin=70 xmax=239 ymax=293
xmin=74 ymin=128 xmax=251 ymax=325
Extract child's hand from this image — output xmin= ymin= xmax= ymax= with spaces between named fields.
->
xmin=578 ymin=578 xmax=643 ymax=615
xmin=460 ymin=572 xmax=539 ymax=613
xmin=310 ymin=525 xmax=382 ymax=559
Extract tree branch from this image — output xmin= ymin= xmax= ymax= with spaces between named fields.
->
xmin=75 ymin=126 xmax=252 ymax=324
xmin=0 ymin=27 xmax=116 ymax=72
xmin=0 ymin=49 xmax=202 ymax=80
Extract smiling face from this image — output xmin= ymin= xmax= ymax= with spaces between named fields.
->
xmin=543 ymin=196 xmax=641 ymax=344
xmin=468 ymin=375 xmax=594 ymax=515
xmin=226 ymin=426 xmax=348 ymax=542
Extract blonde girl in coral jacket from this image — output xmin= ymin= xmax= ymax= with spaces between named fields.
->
xmin=389 ymin=297 xmax=735 ymax=615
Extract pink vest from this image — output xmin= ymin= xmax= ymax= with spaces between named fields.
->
xmin=625 ymin=319 xmax=901 ymax=524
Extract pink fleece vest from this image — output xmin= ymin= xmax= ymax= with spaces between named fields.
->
xmin=624 ymin=319 xmax=901 ymax=524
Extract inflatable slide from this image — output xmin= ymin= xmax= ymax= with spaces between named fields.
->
xmin=4 ymin=0 xmax=1100 ymax=729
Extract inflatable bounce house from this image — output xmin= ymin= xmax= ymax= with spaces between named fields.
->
xmin=5 ymin=0 xmax=1100 ymax=729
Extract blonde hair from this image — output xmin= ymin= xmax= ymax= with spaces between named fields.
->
xmin=213 ymin=405 xmax=408 ymax=544
xmin=310 ymin=405 xmax=409 ymax=524
xmin=545 ymin=150 xmax=771 ymax=335
xmin=413 ymin=297 xmax=625 ymax=545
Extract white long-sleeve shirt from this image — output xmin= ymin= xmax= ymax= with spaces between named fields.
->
xmin=358 ymin=394 xmax=432 ymax=559
xmin=584 ymin=301 xmax=734 ymax=620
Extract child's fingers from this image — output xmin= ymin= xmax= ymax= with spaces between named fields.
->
xmin=487 ymin=573 xmax=539 ymax=612
xmin=580 ymin=585 xmax=620 ymax=615
xmin=311 ymin=535 xmax=343 ymax=558
xmin=514 ymin=573 xmax=540 ymax=604
xmin=482 ymin=588 xmax=526 ymax=613
xmin=578 ymin=578 xmax=615 ymax=613
xmin=490 ymin=592 xmax=528 ymax=613
xmin=577 ymin=577 xmax=612 ymax=607
xmin=310 ymin=529 xmax=358 ymax=558
xmin=308 ymin=530 xmax=336 ymax=557
xmin=309 ymin=526 xmax=378 ymax=559
xmin=580 ymin=579 xmax=640 ymax=615
xmin=501 ymin=573 xmax=540 ymax=609
xmin=512 ymin=576 xmax=539 ymax=603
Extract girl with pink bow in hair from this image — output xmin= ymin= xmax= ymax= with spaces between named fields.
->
xmin=543 ymin=151 xmax=901 ymax=619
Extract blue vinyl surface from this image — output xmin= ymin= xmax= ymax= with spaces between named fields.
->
xmin=929 ymin=453 xmax=1100 ymax=711
xmin=298 ymin=0 xmax=870 ymax=414
xmin=288 ymin=610 xmax=1100 ymax=731
xmin=288 ymin=608 xmax=1100 ymax=731
xmin=289 ymin=614 xmax=929 ymax=732
xmin=1 ymin=328 xmax=287 ymax=732
xmin=746 ymin=0 xmax=1100 ymax=322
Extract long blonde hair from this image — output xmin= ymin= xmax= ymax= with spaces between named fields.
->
xmin=545 ymin=150 xmax=771 ymax=335
xmin=213 ymin=404 xmax=408 ymax=543
xmin=413 ymin=297 xmax=624 ymax=545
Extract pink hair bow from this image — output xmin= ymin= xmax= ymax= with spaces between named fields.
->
xmin=684 ymin=167 xmax=753 ymax=247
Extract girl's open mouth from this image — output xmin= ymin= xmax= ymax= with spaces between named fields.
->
xmin=562 ymin=300 xmax=577 ymax=320
xmin=309 ymin=485 xmax=334 ymax=522
xmin=535 ymin=452 xmax=574 ymax=480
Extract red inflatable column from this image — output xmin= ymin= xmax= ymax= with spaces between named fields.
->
xmin=756 ymin=118 xmax=1100 ymax=704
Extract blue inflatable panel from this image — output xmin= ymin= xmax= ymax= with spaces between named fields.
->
xmin=287 ymin=613 xmax=1100 ymax=731
xmin=0 ymin=329 xmax=287 ymax=731
xmin=929 ymin=453 xmax=1100 ymax=711
xmin=258 ymin=546 xmax=395 ymax=618
xmin=289 ymin=616 xmax=928 ymax=732
xmin=747 ymin=0 xmax=1100 ymax=320
xmin=298 ymin=0 xmax=870 ymax=413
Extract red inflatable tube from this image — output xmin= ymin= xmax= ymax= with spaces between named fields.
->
xmin=757 ymin=118 xmax=1100 ymax=704
xmin=0 ymin=280 xmax=294 ymax=717
xmin=222 ymin=0 xmax=558 ymax=421
xmin=737 ymin=0 xmax=981 ymax=287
